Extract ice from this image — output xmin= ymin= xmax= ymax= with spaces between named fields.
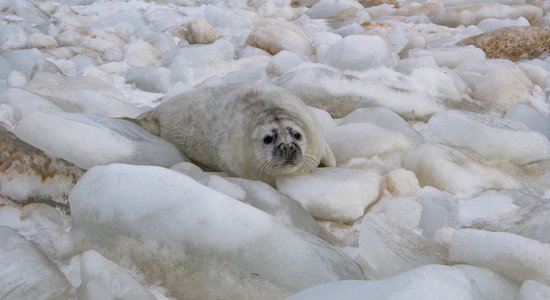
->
xmin=309 ymin=106 xmax=336 ymax=130
xmin=14 ymin=112 xmax=185 ymax=169
xmin=458 ymin=193 xmax=521 ymax=227
xmin=457 ymin=190 xmax=550 ymax=243
xmin=277 ymin=66 xmax=451 ymax=119
xmin=474 ymin=68 xmax=546 ymax=113
xmin=125 ymin=66 xmax=173 ymax=93
xmin=0 ymin=88 xmax=62 ymax=125
xmin=69 ymin=164 xmax=364 ymax=290
xmin=505 ymin=104 xmax=550 ymax=140
xmin=186 ymin=18 xmax=219 ymax=44
xmin=78 ymin=250 xmax=155 ymax=300
xmin=395 ymin=56 xmax=439 ymax=75
xmin=431 ymin=4 xmax=543 ymax=27
xmin=341 ymin=107 xmax=424 ymax=145
xmin=415 ymin=187 xmax=459 ymax=239
xmin=0 ymin=56 xmax=10 ymax=79
xmin=0 ymin=23 xmax=27 ymax=50
xmin=454 ymin=264 xmax=520 ymax=300
xmin=402 ymin=143 xmax=520 ymax=196
xmin=408 ymin=46 xmax=486 ymax=68
xmin=13 ymin=0 xmax=51 ymax=26
xmin=429 ymin=110 xmax=550 ymax=165
xmin=228 ymin=177 xmax=321 ymax=236
xmin=477 ymin=17 xmax=530 ymax=32
xmin=449 ymin=229 xmax=550 ymax=284
xmin=124 ymin=40 xmax=160 ymax=67
xmin=88 ymin=10 xmax=146 ymax=31
xmin=517 ymin=280 xmax=550 ymax=300
xmin=246 ymin=18 xmax=314 ymax=57
xmin=287 ymin=265 xmax=482 ymax=300
xmin=2 ymin=48 xmax=44 ymax=75
xmin=323 ymin=123 xmax=414 ymax=164
xmin=358 ymin=214 xmax=447 ymax=278
xmin=266 ymin=50 xmax=306 ymax=77
xmin=276 ymin=167 xmax=381 ymax=222
xmin=319 ymin=35 xmax=394 ymax=71
xmin=306 ymin=0 xmax=358 ymax=19
xmin=25 ymin=72 xmax=142 ymax=118
xmin=0 ymin=226 xmax=70 ymax=299
xmin=384 ymin=169 xmax=420 ymax=197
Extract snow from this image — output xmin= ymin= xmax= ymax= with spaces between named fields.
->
xmin=1 ymin=0 xmax=550 ymax=298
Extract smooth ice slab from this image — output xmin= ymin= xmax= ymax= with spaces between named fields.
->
xmin=69 ymin=164 xmax=363 ymax=290
xmin=15 ymin=112 xmax=185 ymax=169
xmin=517 ymin=280 xmax=550 ymax=300
xmin=429 ymin=110 xmax=550 ymax=164
xmin=402 ymin=143 xmax=520 ymax=196
xmin=287 ymin=265 xmax=483 ymax=300
xmin=341 ymin=107 xmax=424 ymax=145
xmin=319 ymin=35 xmax=394 ymax=71
xmin=449 ymin=229 xmax=550 ymax=285
xmin=358 ymin=214 xmax=447 ymax=278
xmin=458 ymin=193 xmax=520 ymax=227
xmin=0 ymin=226 xmax=70 ymax=300
xmin=276 ymin=167 xmax=381 ymax=222
xmin=324 ymin=123 xmax=414 ymax=164
xmin=505 ymin=104 xmax=550 ymax=140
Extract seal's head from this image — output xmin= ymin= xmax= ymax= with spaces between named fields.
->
xmin=252 ymin=108 xmax=319 ymax=177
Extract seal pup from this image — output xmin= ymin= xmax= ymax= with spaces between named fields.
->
xmin=133 ymin=84 xmax=335 ymax=184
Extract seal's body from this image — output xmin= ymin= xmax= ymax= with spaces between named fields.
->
xmin=135 ymin=84 xmax=335 ymax=184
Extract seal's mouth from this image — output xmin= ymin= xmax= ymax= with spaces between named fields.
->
xmin=273 ymin=142 xmax=302 ymax=166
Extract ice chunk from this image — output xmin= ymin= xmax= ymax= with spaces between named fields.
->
xmin=474 ymin=68 xmax=545 ymax=113
xmin=432 ymin=3 xmax=542 ymax=27
xmin=14 ymin=112 xmax=185 ymax=169
xmin=0 ymin=56 xmax=10 ymax=79
xmin=247 ymin=18 xmax=314 ymax=57
xmin=429 ymin=110 xmax=550 ymax=165
xmin=402 ymin=143 xmax=520 ymax=196
xmin=454 ymin=264 xmax=520 ymax=300
xmin=124 ymin=40 xmax=160 ymax=67
xmin=384 ymin=169 xmax=420 ymax=197
xmin=309 ymin=106 xmax=336 ymax=130
xmin=186 ymin=18 xmax=219 ymax=44
xmin=69 ymin=164 xmax=363 ymax=290
xmin=0 ymin=88 xmax=62 ymax=126
xmin=25 ymin=72 xmax=142 ymax=118
xmin=228 ymin=177 xmax=320 ymax=236
xmin=0 ymin=23 xmax=27 ymax=50
xmin=341 ymin=107 xmax=424 ymax=145
xmin=319 ymin=35 xmax=394 ymax=71
xmin=517 ymin=280 xmax=550 ymax=300
xmin=408 ymin=46 xmax=485 ymax=68
xmin=13 ymin=0 xmax=51 ymax=26
xmin=477 ymin=17 xmax=530 ymax=32
xmin=324 ymin=123 xmax=414 ymax=164
xmin=78 ymin=250 xmax=155 ymax=300
xmin=277 ymin=66 xmax=450 ymax=120
xmin=358 ymin=214 xmax=447 ymax=278
xmin=505 ymin=104 xmax=550 ymax=140
xmin=458 ymin=193 xmax=521 ymax=227
xmin=89 ymin=10 xmax=146 ymax=31
xmin=126 ymin=66 xmax=173 ymax=93
xmin=449 ymin=229 xmax=550 ymax=284
xmin=458 ymin=190 xmax=550 ymax=243
xmin=395 ymin=56 xmax=439 ymax=75
xmin=0 ymin=226 xmax=70 ymax=299
xmin=2 ymin=48 xmax=44 ymax=75
xmin=266 ymin=50 xmax=305 ymax=77
xmin=287 ymin=265 xmax=482 ymax=300
xmin=276 ymin=167 xmax=381 ymax=222
xmin=416 ymin=187 xmax=459 ymax=239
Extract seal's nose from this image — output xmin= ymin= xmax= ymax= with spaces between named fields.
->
xmin=278 ymin=143 xmax=296 ymax=153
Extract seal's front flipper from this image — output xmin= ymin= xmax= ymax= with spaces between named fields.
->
xmin=319 ymin=142 xmax=336 ymax=167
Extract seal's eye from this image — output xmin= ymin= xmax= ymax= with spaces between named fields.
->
xmin=293 ymin=132 xmax=302 ymax=140
xmin=263 ymin=135 xmax=274 ymax=144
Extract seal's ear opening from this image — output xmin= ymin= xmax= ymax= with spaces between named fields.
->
xmin=319 ymin=142 xmax=336 ymax=167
